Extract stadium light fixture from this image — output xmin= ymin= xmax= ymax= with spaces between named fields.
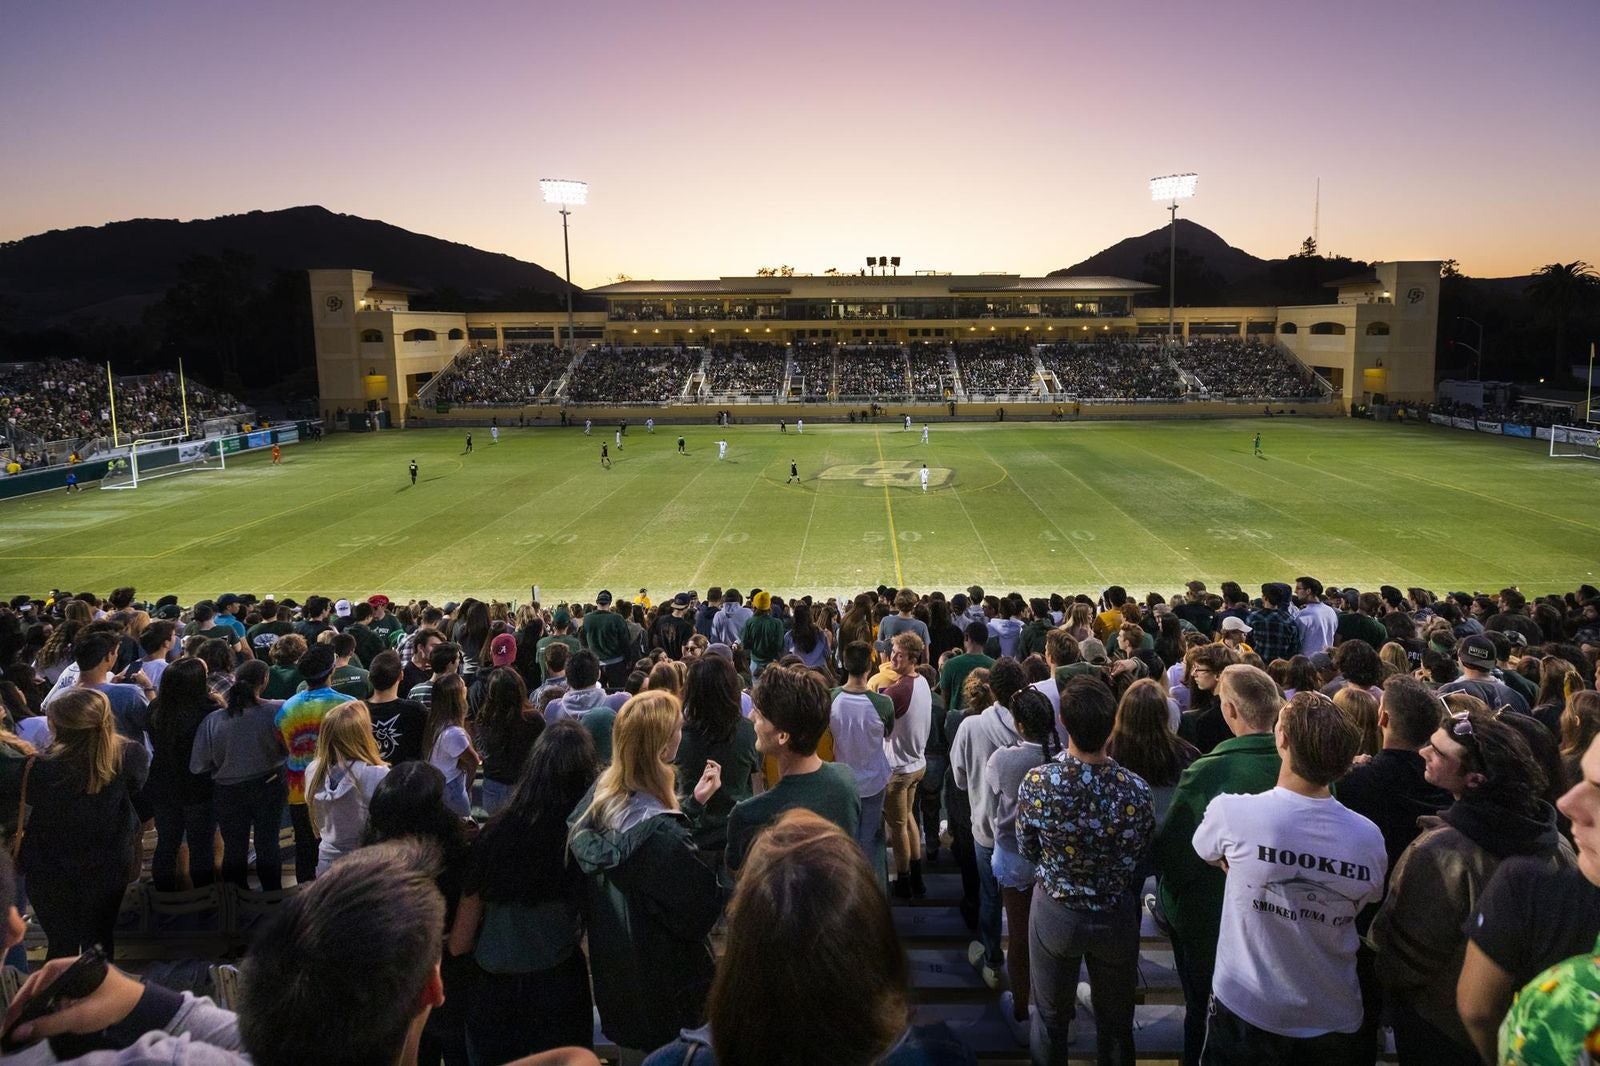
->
xmin=540 ymin=178 xmax=588 ymax=352
xmin=1149 ymin=172 xmax=1198 ymax=344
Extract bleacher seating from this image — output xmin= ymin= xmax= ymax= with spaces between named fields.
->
xmin=565 ymin=346 xmax=700 ymax=403
xmin=432 ymin=344 xmax=570 ymax=404
xmin=1174 ymin=339 xmax=1326 ymax=399
xmin=836 ymin=346 xmax=909 ymax=398
xmin=1037 ymin=341 xmax=1185 ymax=399
xmin=953 ymin=342 xmax=1038 ymax=396
xmin=789 ymin=343 xmax=835 ymax=399
xmin=703 ymin=343 xmax=788 ymax=396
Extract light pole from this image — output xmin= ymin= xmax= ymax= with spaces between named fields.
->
xmin=1455 ymin=315 xmax=1485 ymax=381
xmin=540 ymin=179 xmax=588 ymax=351
xmin=1149 ymin=173 xmax=1198 ymax=344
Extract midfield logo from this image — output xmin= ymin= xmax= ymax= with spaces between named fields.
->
xmin=819 ymin=461 xmax=952 ymax=488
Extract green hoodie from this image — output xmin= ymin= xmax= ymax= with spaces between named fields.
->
xmin=581 ymin=608 xmax=631 ymax=664
xmin=741 ymin=612 xmax=785 ymax=664
xmin=1152 ymin=732 xmax=1281 ymax=967
xmin=567 ymin=786 xmax=725 ymax=1051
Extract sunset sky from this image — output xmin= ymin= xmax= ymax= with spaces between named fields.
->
xmin=3 ymin=0 xmax=1596 ymax=287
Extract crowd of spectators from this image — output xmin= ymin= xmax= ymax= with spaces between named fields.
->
xmin=0 ymin=360 xmax=247 ymax=448
xmin=1174 ymin=339 xmax=1327 ymax=399
xmin=788 ymin=342 xmax=835 ymax=400
xmin=565 ymin=347 xmax=700 ymax=403
xmin=1422 ymin=397 xmax=1570 ymax=429
xmin=836 ymin=346 xmax=910 ymax=398
xmin=1037 ymin=341 xmax=1186 ymax=399
xmin=908 ymin=346 xmax=950 ymax=397
xmin=952 ymin=341 xmax=1039 ymax=396
xmin=433 ymin=345 xmax=572 ymax=405
xmin=702 ymin=344 xmax=789 ymax=397
xmin=1 ymin=576 xmax=1597 ymax=1064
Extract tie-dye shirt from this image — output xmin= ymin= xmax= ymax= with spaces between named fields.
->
xmin=1017 ymin=752 xmax=1154 ymax=910
xmin=275 ymin=687 xmax=354 ymax=804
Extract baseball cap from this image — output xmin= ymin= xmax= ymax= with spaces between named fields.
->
xmin=333 ymin=598 xmax=352 ymax=618
xmin=1220 ymin=616 xmax=1252 ymax=634
xmin=1504 ymin=630 xmax=1529 ymax=649
xmin=1079 ymin=638 xmax=1110 ymax=664
xmin=217 ymin=593 xmax=241 ymax=608
xmin=1459 ymin=634 xmax=1497 ymax=670
xmin=367 ymin=594 xmax=390 ymax=608
xmin=672 ymin=592 xmax=691 ymax=609
xmin=154 ymin=604 xmax=181 ymax=620
xmin=489 ymin=633 xmax=517 ymax=667
xmin=706 ymin=642 xmax=734 ymax=662
xmin=298 ymin=645 xmax=337 ymax=681
xmin=596 ymin=590 xmax=613 ymax=606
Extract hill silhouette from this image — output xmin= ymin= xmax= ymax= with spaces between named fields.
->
xmin=0 ymin=205 xmax=580 ymax=328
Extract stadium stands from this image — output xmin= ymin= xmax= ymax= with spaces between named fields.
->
xmin=565 ymin=346 xmax=700 ymax=403
xmin=788 ymin=342 xmax=835 ymax=400
xmin=702 ymin=343 xmax=789 ymax=397
xmin=836 ymin=346 xmax=910 ymax=398
xmin=4 ymin=578 xmax=1594 ymax=1063
xmin=908 ymin=346 xmax=952 ymax=398
xmin=952 ymin=341 xmax=1039 ymax=397
xmin=432 ymin=344 xmax=572 ymax=405
xmin=1037 ymin=341 xmax=1185 ymax=399
xmin=1173 ymin=339 xmax=1327 ymax=399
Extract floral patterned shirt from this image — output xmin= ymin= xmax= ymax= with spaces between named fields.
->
xmin=1017 ymin=752 xmax=1155 ymax=910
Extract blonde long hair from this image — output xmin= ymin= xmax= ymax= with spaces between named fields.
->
xmin=305 ymin=701 xmax=386 ymax=823
xmin=47 ymin=688 xmax=122 ymax=794
xmin=571 ymin=690 xmax=681 ymax=834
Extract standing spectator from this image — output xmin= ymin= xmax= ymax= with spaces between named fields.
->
xmin=305 ymin=701 xmax=390 ymax=875
xmin=568 ymin=691 xmax=725 ymax=1058
xmin=408 ymin=641 xmax=461 ymax=710
xmin=145 ymin=657 xmax=219 ymax=891
xmin=474 ymin=667 xmax=545 ymax=817
xmin=191 ymin=660 xmax=287 ymax=890
xmin=740 ymin=592 xmax=785 ymax=678
xmin=1438 ymin=634 xmax=1532 ymax=714
xmin=1176 ymin=644 xmax=1239 ymax=754
xmin=1371 ymin=709 xmax=1573 ymax=1063
xmin=1018 ymin=676 xmax=1155 ymax=1065
xmin=830 ymin=641 xmax=893 ymax=872
xmin=1107 ymin=678 xmax=1200 ymax=823
xmin=20 ymin=688 xmax=149 ymax=958
xmin=401 ymin=627 xmax=445 ymax=697
xmin=882 ymin=633 xmax=932 ymax=899
xmin=264 ymin=632 xmax=307 ymax=700
xmin=365 ymin=650 xmax=428 ymax=764
xmin=451 ymin=720 xmax=600 ymax=1063
xmin=938 ymin=622 xmax=994 ymax=713
xmin=950 ymin=657 xmax=1028 ymax=989
xmin=676 ymin=655 xmax=761 ymax=856
xmin=986 ymin=689 xmax=1056 ymax=1046
xmin=1246 ymin=583 xmax=1301 ymax=664
xmin=1151 ymin=664 xmax=1283 ymax=1066
xmin=651 ymin=594 xmax=695 ymax=661
xmin=876 ymin=588 xmax=931 ymax=657
xmin=711 ymin=590 xmax=752 ymax=648
xmin=726 ymin=665 xmax=860 ymax=872
xmin=1193 ymin=692 xmax=1386 ymax=1064
xmin=1290 ymin=576 xmax=1339 ymax=657
xmin=536 ymin=609 xmax=582 ymax=683
xmin=425 ymin=674 xmax=479 ymax=819
xmin=783 ymin=600 xmax=832 ymax=671
xmin=641 ymin=810 xmax=975 ymax=1066
xmin=275 ymin=644 xmax=354 ymax=883
xmin=582 ymin=591 xmax=633 ymax=690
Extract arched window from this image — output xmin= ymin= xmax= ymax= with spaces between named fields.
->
xmin=1279 ymin=322 xmax=1298 ymax=334
xmin=403 ymin=328 xmax=437 ymax=342
xmin=447 ymin=328 xmax=465 ymax=340
xmin=1309 ymin=321 xmax=1346 ymax=335
xmin=1365 ymin=322 xmax=1390 ymax=335
xmin=360 ymin=329 xmax=384 ymax=343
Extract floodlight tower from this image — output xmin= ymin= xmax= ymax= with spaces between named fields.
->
xmin=540 ymin=179 xmax=588 ymax=351
xmin=1149 ymin=173 xmax=1198 ymax=343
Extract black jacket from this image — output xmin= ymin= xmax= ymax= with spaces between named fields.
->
xmin=1335 ymin=748 xmax=1452 ymax=881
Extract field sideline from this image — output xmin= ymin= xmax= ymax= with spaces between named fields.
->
xmin=0 ymin=418 xmax=1594 ymax=603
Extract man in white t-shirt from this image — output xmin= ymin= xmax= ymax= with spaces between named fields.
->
xmin=829 ymin=641 xmax=893 ymax=876
xmin=1192 ymin=691 xmax=1387 ymax=1063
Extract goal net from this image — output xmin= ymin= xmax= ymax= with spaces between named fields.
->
xmin=1549 ymin=424 xmax=1600 ymax=461
xmin=101 ymin=435 xmax=226 ymax=490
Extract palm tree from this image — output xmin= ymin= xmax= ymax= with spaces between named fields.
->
xmin=1526 ymin=261 xmax=1598 ymax=362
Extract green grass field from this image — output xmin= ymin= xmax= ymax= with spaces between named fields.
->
xmin=2 ymin=418 xmax=1596 ymax=604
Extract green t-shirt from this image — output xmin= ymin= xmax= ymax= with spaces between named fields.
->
xmin=725 ymin=761 xmax=860 ymax=871
xmin=297 ymin=664 xmax=370 ymax=700
xmin=939 ymin=652 xmax=994 ymax=711
xmin=580 ymin=611 xmax=630 ymax=663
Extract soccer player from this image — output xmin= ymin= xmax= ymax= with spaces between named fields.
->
xmin=1253 ymin=430 xmax=1262 ymax=457
xmin=615 ymin=428 xmax=623 ymax=451
xmin=797 ymin=418 xmax=804 ymax=433
xmin=272 ymin=444 xmax=282 ymax=464
xmin=921 ymin=424 xmax=929 ymax=444
xmin=409 ymin=459 xmax=417 ymax=485
xmin=490 ymin=425 xmax=499 ymax=445
xmin=677 ymin=435 xmax=686 ymax=455
xmin=646 ymin=417 xmax=655 ymax=434
xmin=717 ymin=439 xmax=728 ymax=461
xmin=65 ymin=470 xmax=78 ymax=493
xmin=904 ymin=414 xmax=912 ymax=431
xmin=465 ymin=433 xmax=473 ymax=453
xmin=787 ymin=459 xmax=800 ymax=484
xmin=601 ymin=443 xmax=611 ymax=469
xmin=584 ymin=419 xmax=592 ymax=435
xmin=780 ymin=418 xmax=787 ymax=433
xmin=920 ymin=464 xmax=929 ymax=492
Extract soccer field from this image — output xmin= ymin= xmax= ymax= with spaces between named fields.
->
xmin=2 ymin=418 xmax=1595 ymax=603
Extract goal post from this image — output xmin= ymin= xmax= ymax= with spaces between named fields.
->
xmin=1549 ymin=424 xmax=1600 ymax=461
xmin=101 ymin=434 xmax=225 ymax=490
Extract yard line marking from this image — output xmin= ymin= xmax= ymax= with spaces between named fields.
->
xmin=939 ymin=439 xmax=1004 ymax=584
xmin=686 ymin=459 xmax=768 ymax=591
xmin=978 ymin=444 xmax=1108 ymax=586
xmin=873 ymin=428 xmax=905 ymax=587
xmin=793 ymin=445 xmax=828 ymax=583
xmin=1028 ymin=446 xmax=1192 ymax=567
xmin=583 ymin=456 xmax=720 ymax=589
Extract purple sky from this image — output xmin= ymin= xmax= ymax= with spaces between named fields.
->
xmin=4 ymin=0 xmax=1597 ymax=287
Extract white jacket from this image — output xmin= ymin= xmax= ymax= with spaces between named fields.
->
xmin=308 ymin=759 xmax=390 ymax=874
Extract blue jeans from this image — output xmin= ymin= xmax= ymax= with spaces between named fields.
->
xmin=480 ymin=778 xmax=513 ymax=817
xmin=856 ymin=789 xmax=887 ymax=888
xmin=214 ymin=772 xmax=286 ymax=891
xmin=974 ymin=841 xmax=1004 ymax=969
xmin=152 ymin=799 xmax=216 ymax=892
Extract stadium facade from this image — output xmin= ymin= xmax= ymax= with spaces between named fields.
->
xmin=309 ymin=262 xmax=1438 ymax=424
